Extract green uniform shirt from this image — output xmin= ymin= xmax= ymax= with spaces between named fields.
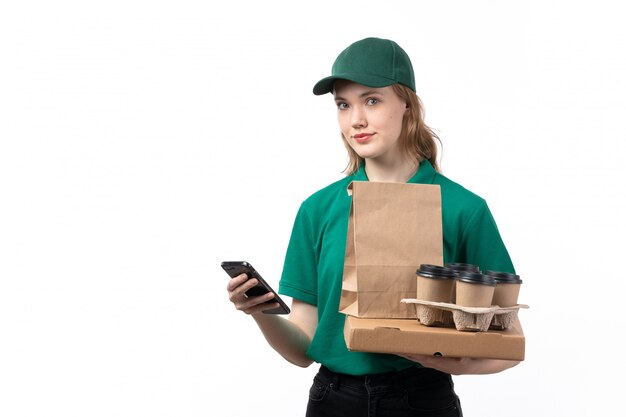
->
xmin=278 ymin=160 xmax=514 ymax=375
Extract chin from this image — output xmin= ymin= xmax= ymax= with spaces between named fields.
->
xmin=351 ymin=146 xmax=376 ymax=159
xmin=354 ymin=151 xmax=380 ymax=160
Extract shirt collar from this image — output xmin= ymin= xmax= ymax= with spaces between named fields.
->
xmin=352 ymin=159 xmax=437 ymax=184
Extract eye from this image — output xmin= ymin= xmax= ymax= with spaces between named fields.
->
xmin=336 ymin=102 xmax=349 ymax=110
xmin=366 ymin=98 xmax=379 ymax=105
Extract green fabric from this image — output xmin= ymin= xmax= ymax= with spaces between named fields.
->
xmin=278 ymin=160 xmax=514 ymax=376
xmin=313 ymin=37 xmax=416 ymax=95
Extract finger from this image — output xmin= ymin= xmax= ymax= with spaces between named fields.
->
xmin=236 ymin=292 xmax=276 ymax=312
xmin=237 ymin=291 xmax=275 ymax=309
xmin=226 ymin=273 xmax=249 ymax=291
xmin=244 ymin=301 xmax=281 ymax=315
xmin=228 ymin=278 xmax=259 ymax=302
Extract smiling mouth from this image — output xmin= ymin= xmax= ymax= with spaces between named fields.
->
xmin=353 ymin=133 xmax=373 ymax=143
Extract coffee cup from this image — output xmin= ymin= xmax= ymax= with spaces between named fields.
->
xmin=445 ymin=263 xmax=481 ymax=303
xmin=455 ymin=271 xmax=496 ymax=307
xmin=416 ymin=264 xmax=457 ymax=303
xmin=485 ymin=270 xmax=522 ymax=307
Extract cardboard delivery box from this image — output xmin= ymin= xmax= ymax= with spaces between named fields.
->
xmin=344 ymin=315 xmax=525 ymax=361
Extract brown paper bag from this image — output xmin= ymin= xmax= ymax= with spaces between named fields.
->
xmin=339 ymin=181 xmax=443 ymax=318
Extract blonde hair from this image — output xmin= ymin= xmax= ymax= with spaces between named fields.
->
xmin=341 ymin=84 xmax=441 ymax=175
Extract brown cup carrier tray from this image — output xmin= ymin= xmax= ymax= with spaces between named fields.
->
xmin=401 ymin=299 xmax=529 ymax=332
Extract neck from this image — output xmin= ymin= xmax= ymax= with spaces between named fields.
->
xmin=364 ymin=157 xmax=419 ymax=183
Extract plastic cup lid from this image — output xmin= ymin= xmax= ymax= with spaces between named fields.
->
xmin=444 ymin=262 xmax=481 ymax=272
xmin=485 ymin=270 xmax=523 ymax=284
xmin=416 ymin=264 xmax=457 ymax=279
xmin=456 ymin=271 xmax=496 ymax=286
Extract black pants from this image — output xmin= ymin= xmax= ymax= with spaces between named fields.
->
xmin=306 ymin=365 xmax=463 ymax=417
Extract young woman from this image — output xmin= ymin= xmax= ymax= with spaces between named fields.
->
xmin=226 ymin=37 xmax=519 ymax=417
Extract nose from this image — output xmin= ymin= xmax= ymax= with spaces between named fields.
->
xmin=351 ymin=106 xmax=367 ymax=129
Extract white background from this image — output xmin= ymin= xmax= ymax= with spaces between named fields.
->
xmin=1 ymin=1 xmax=625 ymax=416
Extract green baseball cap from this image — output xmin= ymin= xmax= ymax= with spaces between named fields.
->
xmin=313 ymin=37 xmax=416 ymax=95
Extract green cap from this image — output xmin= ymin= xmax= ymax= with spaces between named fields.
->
xmin=313 ymin=37 xmax=416 ymax=95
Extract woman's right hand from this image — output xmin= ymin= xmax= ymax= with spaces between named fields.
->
xmin=226 ymin=273 xmax=280 ymax=315
xmin=227 ymin=277 xmax=318 ymax=367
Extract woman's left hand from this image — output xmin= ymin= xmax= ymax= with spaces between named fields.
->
xmin=398 ymin=354 xmax=520 ymax=375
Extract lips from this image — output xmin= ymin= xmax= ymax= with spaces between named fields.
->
xmin=353 ymin=133 xmax=373 ymax=143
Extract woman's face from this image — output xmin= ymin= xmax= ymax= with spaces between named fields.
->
xmin=333 ymin=80 xmax=408 ymax=164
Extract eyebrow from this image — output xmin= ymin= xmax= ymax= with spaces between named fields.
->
xmin=334 ymin=90 xmax=385 ymax=101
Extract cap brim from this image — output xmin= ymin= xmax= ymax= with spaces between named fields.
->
xmin=312 ymin=73 xmax=397 ymax=95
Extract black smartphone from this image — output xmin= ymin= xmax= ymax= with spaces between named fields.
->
xmin=221 ymin=261 xmax=291 ymax=314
